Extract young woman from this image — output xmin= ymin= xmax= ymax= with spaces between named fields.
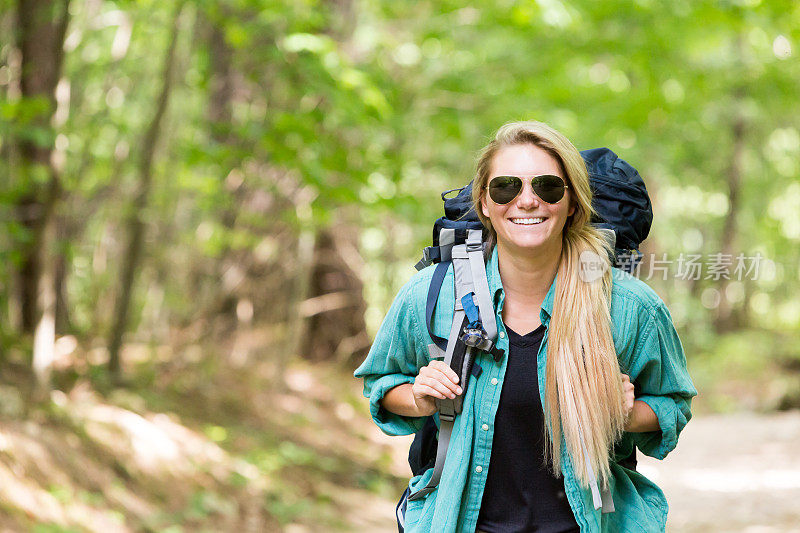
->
xmin=355 ymin=121 xmax=697 ymax=532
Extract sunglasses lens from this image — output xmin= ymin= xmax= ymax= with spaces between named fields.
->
xmin=533 ymin=175 xmax=566 ymax=203
xmin=488 ymin=176 xmax=522 ymax=204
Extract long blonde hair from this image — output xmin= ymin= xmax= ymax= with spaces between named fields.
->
xmin=471 ymin=120 xmax=626 ymax=490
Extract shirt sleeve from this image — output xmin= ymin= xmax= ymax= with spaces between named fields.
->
xmin=624 ymin=300 xmax=698 ymax=460
xmin=353 ymin=277 xmax=430 ymax=436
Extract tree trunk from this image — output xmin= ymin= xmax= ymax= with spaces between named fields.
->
xmin=32 ymin=210 xmax=57 ymax=396
xmin=299 ymin=225 xmax=369 ymax=367
xmin=291 ymin=0 xmax=369 ymax=369
xmin=15 ymin=0 xmax=70 ymax=395
xmin=714 ymin=109 xmax=746 ymax=333
xmin=203 ymin=9 xmax=241 ymax=319
xmin=14 ymin=0 xmax=69 ymax=335
xmin=107 ymin=3 xmax=184 ymax=382
xmin=207 ymin=12 xmax=233 ymax=146
xmin=281 ymin=225 xmax=316 ymax=384
xmin=54 ymin=219 xmax=72 ymax=333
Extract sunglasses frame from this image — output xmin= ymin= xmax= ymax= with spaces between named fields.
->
xmin=484 ymin=174 xmax=570 ymax=205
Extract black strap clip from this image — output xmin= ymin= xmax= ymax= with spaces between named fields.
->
xmin=489 ymin=345 xmax=504 ymax=362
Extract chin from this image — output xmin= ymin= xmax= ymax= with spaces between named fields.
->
xmin=502 ymin=235 xmax=549 ymax=251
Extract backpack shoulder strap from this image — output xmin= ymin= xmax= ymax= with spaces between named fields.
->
xmin=409 ymin=229 xmax=502 ymax=501
xmin=425 ymin=261 xmax=450 ymax=352
xmin=465 ymin=229 xmax=496 ymax=341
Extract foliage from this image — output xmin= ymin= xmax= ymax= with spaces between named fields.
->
xmin=0 ymin=0 xmax=798 ymax=513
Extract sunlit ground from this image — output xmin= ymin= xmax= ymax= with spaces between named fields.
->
xmin=638 ymin=411 xmax=800 ymax=532
xmin=2 ymin=344 xmax=798 ymax=532
xmin=0 ymin=351 xmax=406 ymax=532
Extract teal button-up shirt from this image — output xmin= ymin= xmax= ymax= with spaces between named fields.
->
xmin=354 ymin=246 xmax=697 ymax=532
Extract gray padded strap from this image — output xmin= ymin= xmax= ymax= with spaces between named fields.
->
xmin=409 ymin=245 xmax=478 ymax=501
xmin=408 ymin=323 xmax=467 ymax=501
xmin=466 ymin=229 xmax=496 ymax=341
xmin=438 ymin=228 xmax=455 ymax=262
xmin=450 ymin=244 xmax=475 ymax=415
xmin=451 ymin=243 xmax=474 ymax=301
xmin=407 ymin=413 xmax=454 ymax=501
xmin=437 ymin=309 xmax=465 ymax=419
xmin=428 ymin=343 xmax=445 ymax=360
xmin=601 ymin=484 xmax=615 ymax=513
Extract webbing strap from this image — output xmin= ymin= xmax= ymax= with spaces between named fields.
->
xmin=409 ymin=243 xmax=477 ymax=501
xmin=471 ymin=362 xmax=483 ymax=378
xmin=425 ymin=261 xmax=451 ymax=351
xmin=437 ymin=311 xmax=466 ymax=420
xmin=396 ymin=487 xmax=408 ymax=529
xmin=409 ymin=341 xmax=475 ymax=502
xmin=407 ymin=411 xmax=454 ymax=501
xmin=601 ymin=485 xmax=615 ymax=513
xmin=466 ymin=229 xmax=497 ymax=341
xmin=578 ymin=427 xmax=615 ymax=513
xmin=461 ymin=293 xmax=480 ymax=327
xmin=408 ymin=236 xmax=500 ymax=503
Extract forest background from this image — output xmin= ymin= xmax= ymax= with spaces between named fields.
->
xmin=1 ymin=0 xmax=799 ymax=531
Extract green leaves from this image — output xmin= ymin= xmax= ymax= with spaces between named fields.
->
xmin=2 ymin=0 xmax=797 ymax=372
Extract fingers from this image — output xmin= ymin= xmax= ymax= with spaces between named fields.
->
xmin=414 ymin=361 xmax=462 ymax=400
xmin=413 ymin=374 xmax=460 ymax=399
xmin=621 ymin=374 xmax=634 ymax=393
xmin=623 ymin=382 xmax=635 ymax=397
xmin=619 ymin=374 xmax=635 ymax=415
xmin=421 ymin=362 xmax=461 ymax=392
xmin=413 ymin=381 xmax=453 ymax=400
xmin=428 ymin=360 xmax=460 ymax=385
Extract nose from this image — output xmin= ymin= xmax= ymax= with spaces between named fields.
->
xmin=514 ymin=180 xmax=540 ymax=209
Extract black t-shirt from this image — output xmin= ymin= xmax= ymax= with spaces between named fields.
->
xmin=476 ymin=323 xmax=580 ymax=533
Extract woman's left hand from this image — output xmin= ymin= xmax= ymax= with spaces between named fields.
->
xmin=621 ymin=373 xmax=635 ymax=420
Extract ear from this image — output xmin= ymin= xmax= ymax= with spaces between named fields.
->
xmin=568 ymin=201 xmax=576 ymax=217
xmin=480 ymin=192 xmax=490 ymax=218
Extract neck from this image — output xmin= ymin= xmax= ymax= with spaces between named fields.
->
xmin=496 ymin=238 xmax=562 ymax=302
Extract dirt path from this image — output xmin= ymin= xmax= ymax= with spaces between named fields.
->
xmin=638 ymin=411 xmax=800 ymax=532
xmin=358 ymin=412 xmax=800 ymax=532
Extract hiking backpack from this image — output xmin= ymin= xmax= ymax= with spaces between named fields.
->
xmin=395 ymin=147 xmax=653 ymax=531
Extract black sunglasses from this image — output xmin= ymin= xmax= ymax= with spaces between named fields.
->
xmin=485 ymin=174 xmax=569 ymax=205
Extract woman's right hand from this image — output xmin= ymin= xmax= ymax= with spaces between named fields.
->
xmin=411 ymin=360 xmax=462 ymax=417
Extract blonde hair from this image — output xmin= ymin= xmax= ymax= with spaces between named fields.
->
xmin=471 ymin=120 xmax=626 ymax=490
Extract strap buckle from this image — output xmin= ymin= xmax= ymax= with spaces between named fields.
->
xmin=461 ymin=327 xmax=492 ymax=351
xmin=415 ymin=247 xmax=435 ymax=271
xmin=466 ymin=240 xmax=482 ymax=252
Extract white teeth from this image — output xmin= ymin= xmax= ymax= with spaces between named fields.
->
xmin=510 ymin=217 xmax=545 ymax=225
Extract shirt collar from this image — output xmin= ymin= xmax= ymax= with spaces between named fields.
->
xmin=487 ymin=245 xmax=559 ymax=323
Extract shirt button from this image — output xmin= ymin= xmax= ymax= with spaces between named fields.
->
xmin=491 ymin=378 xmax=498 ymax=385
xmin=498 ymin=331 xmax=506 ymax=339
xmin=482 ymin=424 xmax=489 ymax=431
xmin=475 ymin=466 xmax=483 ymax=473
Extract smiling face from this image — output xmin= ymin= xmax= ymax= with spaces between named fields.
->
xmin=480 ymin=143 xmax=575 ymax=257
